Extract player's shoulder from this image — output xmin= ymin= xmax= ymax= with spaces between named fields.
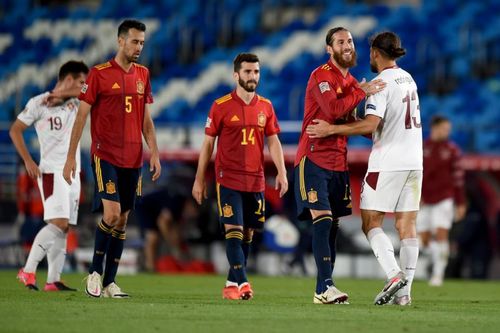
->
xmin=447 ymin=140 xmax=462 ymax=153
xmin=93 ymin=61 xmax=113 ymax=71
xmin=313 ymin=62 xmax=333 ymax=76
xmin=133 ymin=63 xmax=150 ymax=73
xmin=214 ymin=93 xmax=233 ymax=106
xmin=27 ymin=92 xmax=50 ymax=108
xmin=257 ymin=95 xmax=272 ymax=106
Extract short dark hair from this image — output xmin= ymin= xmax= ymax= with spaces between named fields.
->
xmin=325 ymin=27 xmax=349 ymax=46
xmin=58 ymin=60 xmax=89 ymax=81
xmin=233 ymin=53 xmax=259 ymax=72
xmin=118 ymin=19 xmax=146 ymax=37
xmin=431 ymin=114 xmax=450 ymax=127
xmin=370 ymin=31 xmax=406 ymax=59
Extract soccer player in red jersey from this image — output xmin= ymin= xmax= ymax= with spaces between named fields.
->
xmin=63 ymin=19 xmax=161 ymax=298
xmin=294 ymin=27 xmax=384 ymax=304
xmin=192 ymin=53 xmax=288 ymax=300
xmin=417 ymin=115 xmax=466 ymax=286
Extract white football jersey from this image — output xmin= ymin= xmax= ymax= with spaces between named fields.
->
xmin=364 ymin=67 xmax=423 ymax=172
xmin=17 ymin=92 xmax=81 ymax=173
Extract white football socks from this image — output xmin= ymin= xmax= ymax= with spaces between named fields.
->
xmin=24 ymin=224 xmax=60 ymax=273
xmin=430 ymin=240 xmax=449 ymax=280
xmin=397 ymin=238 xmax=419 ymax=297
xmin=46 ymin=228 xmax=68 ymax=283
xmin=367 ymin=227 xmax=401 ymax=279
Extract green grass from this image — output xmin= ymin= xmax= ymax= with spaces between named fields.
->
xmin=1 ymin=271 xmax=499 ymax=333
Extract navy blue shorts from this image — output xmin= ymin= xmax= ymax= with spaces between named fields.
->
xmin=91 ymin=155 xmax=142 ymax=213
xmin=216 ymin=183 xmax=265 ymax=230
xmin=294 ymin=157 xmax=352 ymax=220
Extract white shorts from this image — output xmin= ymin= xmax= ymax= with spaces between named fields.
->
xmin=360 ymin=170 xmax=422 ymax=213
xmin=37 ymin=172 xmax=80 ymax=225
xmin=416 ymin=198 xmax=454 ymax=232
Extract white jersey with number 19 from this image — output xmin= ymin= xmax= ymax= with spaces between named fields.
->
xmin=17 ymin=92 xmax=81 ymax=173
xmin=364 ymin=67 xmax=423 ymax=172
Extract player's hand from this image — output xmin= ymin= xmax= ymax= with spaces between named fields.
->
xmin=63 ymin=157 xmax=76 ymax=185
xmin=454 ymin=204 xmax=467 ymax=222
xmin=43 ymin=91 xmax=65 ymax=107
xmin=192 ymin=179 xmax=207 ymax=205
xmin=149 ymin=154 xmax=161 ymax=181
xmin=24 ymin=159 xmax=41 ymax=179
xmin=306 ymin=119 xmax=334 ymax=138
xmin=275 ymin=172 xmax=288 ymax=198
xmin=359 ymin=78 xmax=386 ymax=96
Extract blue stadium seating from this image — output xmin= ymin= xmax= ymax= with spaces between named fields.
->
xmin=0 ymin=0 xmax=498 ymax=152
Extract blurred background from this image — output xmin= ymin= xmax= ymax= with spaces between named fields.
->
xmin=0 ymin=0 xmax=498 ymax=280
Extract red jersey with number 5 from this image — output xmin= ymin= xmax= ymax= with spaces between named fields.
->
xmin=205 ymin=91 xmax=280 ymax=192
xmin=79 ymin=59 xmax=153 ymax=168
xmin=295 ymin=59 xmax=365 ymax=171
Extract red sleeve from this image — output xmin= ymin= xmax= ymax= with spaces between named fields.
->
xmin=311 ymin=70 xmax=365 ymax=121
xmin=204 ymin=102 xmax=220 ymax=137
xmin=265 ymin=104 xmax=280 ymax=136
xmin=452 ymin=145 xmax=466 ymax=205
xmin=145 ymin=72 xmax=153 ymax=104
xmin=78 ymin=68 xmax=99 ymax=105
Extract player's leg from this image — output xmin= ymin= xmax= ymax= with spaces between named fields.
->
xmin=18 ymin=173 xmax=66 ymax=290
xmin=102 ymin=167 xmax=141 ymax=298
xmin=416 ymin=204 xmax=432 ymax=280
xmin=429 ymin=199 xmax=454 ymax=286
xmin=393 ymin=211 xmax=418 ymax=305
xmin=44 ymin=172 xmax=80 ymax=291
xmin=391 ymin=170 xmax=422 ymax=304
xmin=217 ymin=183 xmax=248 ymax=300
xmin=360 ymin=171 xmax=407 ymax=305
xmin=294 ymin=157 xmax=345 ymax=304
xmin=86 ymin=156 xmax=120 ymax=297
xmin=327 ymin=171 xmax=353 ymax=297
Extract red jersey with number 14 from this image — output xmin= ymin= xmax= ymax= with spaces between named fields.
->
xmin=295 ymin=59 xmax=365 ymax=171
xmin=205 ymin=91 xmax=280 ymax=192
xmin=79 ymin=58 xmax=153 ymax=168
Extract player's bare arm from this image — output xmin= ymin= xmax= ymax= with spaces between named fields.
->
xmin=306 ymin=114 xmax=381 ymax=138
xmin=143 ymin=104 xmax=161 ymax=181
xmin=192 ymin=135 xmax=215 ymax=205
xmin=63 ymin=101 xmax=91 ymax=185
xmin=267 ymin=134 xmax=288 ymax=197
xmin=9 ymin=119 xmax=41 ymax=179
xmin=43 ymin=86 xmax=82 ymax=107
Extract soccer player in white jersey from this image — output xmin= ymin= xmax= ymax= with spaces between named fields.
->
xmin=10 ymin=61 xmax=89 ymax=291
xmin=306 ymin=31 xmax=422 ymax=306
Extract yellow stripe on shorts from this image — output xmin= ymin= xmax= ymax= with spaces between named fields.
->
xmin=299 ymin=156 xmax=307 ymax=200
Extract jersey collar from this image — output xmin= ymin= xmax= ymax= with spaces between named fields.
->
xmin=110 ymin=58 xmax=136 ymax=74
xmin=231 ymin=90 xmax=258 ymax=106
xmin=381 ymin=65 xmax=399 ymax=72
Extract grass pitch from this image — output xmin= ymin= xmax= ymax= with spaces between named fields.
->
xmin=1 ymin=271 xmax=499 ymax=333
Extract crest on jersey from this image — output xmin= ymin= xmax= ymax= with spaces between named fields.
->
xmin=106 ymin=181 xmax=116 ymax=194
xmin=307 ymin=190 xmax=318 ymax=203
xmin=222 ymin=204 xmax=234 ymax=218
xmin=319 ymin=82 xmax=330 ymax=94
xmin=81 ymin=83 xmax=88 ymax=94
xmin=257 ymin=112 xmax=266 ymax=127
xmin=136 ymin=80 xmax=145 ymax=94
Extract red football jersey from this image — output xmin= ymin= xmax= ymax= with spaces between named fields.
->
xmin=421 ymin=139 xmax=465 ymax=205
xmin=205 ymin=91 xmax=280 ymax=192
xmin=295 ymin=59 xmax=365 ymax=171
xmin=79 ymin=59 xmax=153 ymax=168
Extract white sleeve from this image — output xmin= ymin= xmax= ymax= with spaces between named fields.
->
xmin=17 ymin=98 xmax=39 ymax=126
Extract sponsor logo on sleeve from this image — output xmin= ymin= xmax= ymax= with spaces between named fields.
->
xmin=205 ymin=117 xmax=212 ymax=128
xmin=318 ymin=82 xmax=331 ymax=94
xmin=81 ymin=83 xmax=88 ymax=94
xmin=366 ymin=104 xmax=376 ymax=111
